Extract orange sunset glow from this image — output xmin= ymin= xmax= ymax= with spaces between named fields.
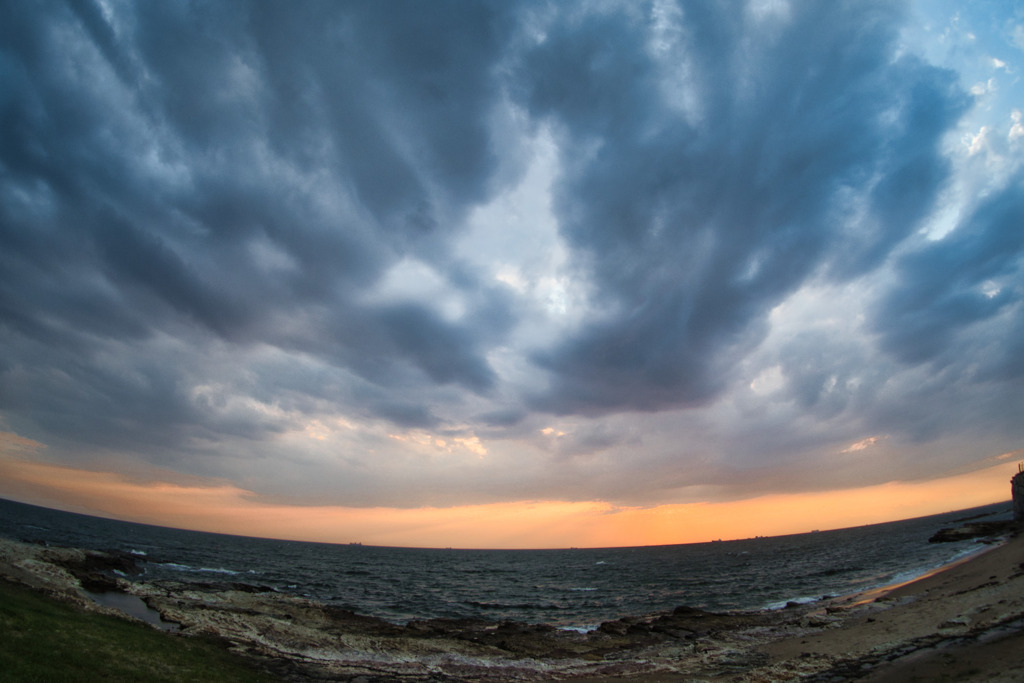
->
xmin=2 ymin=436 xmax=1017 ymax=549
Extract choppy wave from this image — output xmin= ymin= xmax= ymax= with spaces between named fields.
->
xmin=463 ymin=600 xmax=567 ymax=611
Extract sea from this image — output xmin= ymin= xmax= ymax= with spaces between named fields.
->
xmin=0 ymin=497 xmax=1012 ymax=632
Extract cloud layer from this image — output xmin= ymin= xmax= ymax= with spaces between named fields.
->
xmin=1 ymin=0 xmax=1022 ymax=511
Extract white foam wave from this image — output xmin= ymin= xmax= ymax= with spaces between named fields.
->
xmin=763 ymin=595 xmax=818 ymax=611
xmin=158 ymin=562 xmax=192 ymax=571
xmin=158 ymin=561 xmax=240 ymax=575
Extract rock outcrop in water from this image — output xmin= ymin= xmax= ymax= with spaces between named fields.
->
xmin=4 ymin=534 xmax=1024 ymax=681
xmin=52 ymin=546 xmax=144 ymax=592
xmin=928 ymin=520 xmax=1016 ymax=543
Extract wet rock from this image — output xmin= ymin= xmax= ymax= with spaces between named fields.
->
xmin=673 ymin=605 xmax=714 ymax=618
xmin=405 ymin=616 xmax=493 ymax=638
xmin=54 ymin=548 xmax=142 ymax=593
xmin=77 ymin=572 xmax=122 ymax=593
xmin=803 ymin=614 xmax=840 ymax=628
xmin=319 ymin=605 xmax=405 ymax=636
xmin=189 ymin=581 xmax=278 ymax=594
xmin=596 ymin=619 xmax=630 ymax=636
xmin=596 ymin=615 xmax=653 ymax=636
xmin=929 ymin=521 xmax=1015 ymax=543
xmin=650 ymin=622 xmax=696 ymax=639
xmin=937 ymin=617 xmax=970 ymax=631
xmin=57 ymin=548 xmax=142 ymax=576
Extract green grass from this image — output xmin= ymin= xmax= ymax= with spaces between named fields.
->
xmin=0 ymin=579 xmax=279 ymax=682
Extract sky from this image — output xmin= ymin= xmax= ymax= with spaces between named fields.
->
xmin=1 ymin=0 xmax=1022 ymax=549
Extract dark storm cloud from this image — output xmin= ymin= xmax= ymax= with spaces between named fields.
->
xmin=1 ymin=0 xmax=1022 ymax=506
xmin=94 ymin=211 xmax=250 ymax=338
xmin=872 ymin=178 xmax=1024 ymax=371
xmin=0 ymin=0 xmax=518 ymax=448
xmin=0 ymin=334 xmax=212 ymax=455
xmin=517 ymin=1 xmax=971 ymax=415
xmin=377 ymin=304 xmax=496 ymax=392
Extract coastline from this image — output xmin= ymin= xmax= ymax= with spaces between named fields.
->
xmin=1 ymin=526 xmax=1022 ymax=681
xmin=819 ymin=539 xmax=998 ymax=611
xmin=758 ymin=527 xmax=1024 ymax=681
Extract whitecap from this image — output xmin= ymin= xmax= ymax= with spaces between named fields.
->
xmin=157 ymin=562 xmax=239 ymax=575
xmin=762 ymin=596 xmax=818 ymax=611
xmin=158 ymin=562 xmax=193 ymax=572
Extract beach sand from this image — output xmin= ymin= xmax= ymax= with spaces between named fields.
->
xmin=1 ymin=525 xmax=1022 ymax=681
xmin=759 ymin=529 xmax=1024 ymax=681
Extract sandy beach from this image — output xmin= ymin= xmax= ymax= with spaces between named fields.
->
xmin=1 ymin=525 xmax=1022 ymax=681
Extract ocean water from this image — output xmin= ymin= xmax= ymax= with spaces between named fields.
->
xmin=0 ymin=497 xmax=1011 ymax=630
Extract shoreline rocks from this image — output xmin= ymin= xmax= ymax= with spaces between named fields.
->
xmin=53 ymin=547 xmax=143 ymax=592
xmin=928 ymin=520 xmax=1016 ymax=543
xmin=3 ymin=533 xmax=1024 ymax=681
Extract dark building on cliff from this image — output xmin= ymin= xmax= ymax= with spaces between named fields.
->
xmin=1013 ymin=464 xmax=1024 ymax=523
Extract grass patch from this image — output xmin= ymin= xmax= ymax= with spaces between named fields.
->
xmin=0 ymin=579 xmax=278 ymax=682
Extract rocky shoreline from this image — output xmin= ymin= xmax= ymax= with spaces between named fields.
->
xmin=2 ymin=528 xmax=1023 ymax=681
